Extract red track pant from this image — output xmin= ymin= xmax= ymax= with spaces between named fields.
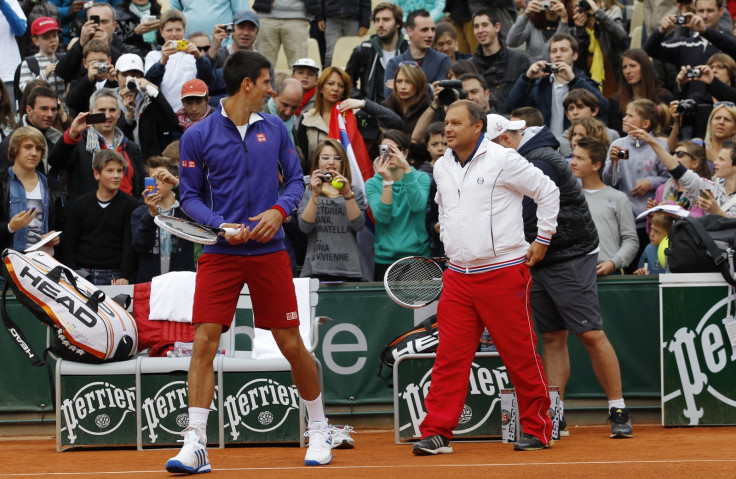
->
xmin=419 ymin=263 xmax=552 ymax=444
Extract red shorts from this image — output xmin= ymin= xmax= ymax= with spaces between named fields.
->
xmin=192 ymin=250 xmax=299 ymax=331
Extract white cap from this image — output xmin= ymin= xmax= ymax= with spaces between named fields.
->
xmin=292 ymin=57 xmax=319 ymax=72
xmin=486 ymin=114 xmax=526 ymax=141
xmin=115 ymin=54 xmax=144 ymax=74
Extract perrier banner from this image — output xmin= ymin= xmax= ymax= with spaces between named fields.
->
xmin=661 ymin=274 xmax=736 ymax=426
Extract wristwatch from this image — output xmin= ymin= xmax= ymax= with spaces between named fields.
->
xmin=382 ymin=180 xmax=394 ymax=187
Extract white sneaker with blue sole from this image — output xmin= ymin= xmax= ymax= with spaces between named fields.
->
xmin=165 ymin=427 xmax=211 ymax=474
xmin=304 ymin=421 xmax=333 ymax=466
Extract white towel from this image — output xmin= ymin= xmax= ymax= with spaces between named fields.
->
xmin=149 ymin=271 xmax=197 ymax=322
xmin=251 ymin=278 xmax=313 ymax=360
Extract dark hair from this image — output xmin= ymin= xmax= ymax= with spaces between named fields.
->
xmin=510 ymin=107 xmax=544 ymax=127
xmin=93 ymin=149 xmax=126 ymax=172
xmin=406 ymin=9 xmax=431 ymax=29
xmin=223 ymin=50 xmax=272 ymax=96
xmin=448 ymin=100 xmax=487 ymax=131
xmin=563 ymin=88 xmax=599 ymax=110
xmin=459 ymin=72 xmax=488 ymax=90
xmin=0 ymin=79 xmax=17 ymax=130
xmin=18 ymin=79 xmax=51 ymax=114
xmin=472 ymin=8 xmax=501 ymax=24
xmin=722 ymin=140 xmax=736 ymax=165
xmin=434 ymin=20 xmax=458 ymax=42
xmin=372 ymin=2 xmax=403 ymax=30
xmin=675 ymin=141 xmax=711 ymax=177
xmin=528 ymin=0 xmax=573 ymax=30
xmin=447 ymin=59 xmax=478 ymax=79
xmin=617 ymin=49 xmax=659 ymax=114
xmin=550 ymin=32 xmax=578 ymax=54
xmin=146 ymin=155 xmax=178 ymax=177
xmin=696 ymin=0 xmax=723 ymax=8
xmin=575 ymin=136 xmax=608 ymax=172
xmin=425 ymin=121 xmax=445 ymax=144
xmin=381 ymin=129 xmax=411 ymax=152
xmin=27 ymin=86 xmax=58 ymax=109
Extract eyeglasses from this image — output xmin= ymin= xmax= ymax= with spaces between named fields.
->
xmin=318 ymin=155 xmax=342 ymax=162
xmin=714 ymin=101 xmax=736 ymax=108
xmin=674 ymin=150 xmax=692 ymax=159
xmin=399 ymin=61 xmax=420 ymax=68
xmin=198 ymin=45 xmax=211 ymax=53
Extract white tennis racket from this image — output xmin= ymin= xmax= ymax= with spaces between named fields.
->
xmin=383 ymin=256 xmax=446 ymax=309
xmin=154 ymin=215 xmax=239 ymax=245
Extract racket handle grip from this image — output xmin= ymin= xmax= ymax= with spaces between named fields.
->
xmin=221 ymin=227 xmax=240 ymax=235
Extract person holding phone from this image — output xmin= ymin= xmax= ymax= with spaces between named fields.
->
xmin=114 ymin=0 xmax=163 ymax=54
xmin=365 ymin=129 xmax=431 ymax=281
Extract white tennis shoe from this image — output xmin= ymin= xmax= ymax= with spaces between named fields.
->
xmin=165 ymin=426 xmax=211 ymax=474
xmin=330 ymin=425 xmax=355 ymax=449
xmin=304 ymin=421 xmax=333 ymax=465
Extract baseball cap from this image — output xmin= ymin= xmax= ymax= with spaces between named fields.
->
xmin=31 ymin=17 xmax=62 ymax=36
xmin=486 ymin=114 xmax=526 ymax=141
xmin=292 ymin=58 xmax=319 ymax=73
xmin=355 ymin=110 xmax=379 ymax=140
xmin=115 ymin=54 xmax=144 ymax=74
xmin=233 ymin=10 xmax=259 ymax=28
xmin=181 ymin=79 xmax=209 ymax=99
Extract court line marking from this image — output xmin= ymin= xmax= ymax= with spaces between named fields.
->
xmin=6 ymin=459 xmax=736 ymax=476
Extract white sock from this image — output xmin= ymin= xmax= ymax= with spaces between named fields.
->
xmin=608 ymin=398 xmax=626 ymax=410
xmin=188 ymin=407 xmax=210 ymax=427
xmin=304 ymin=394 xmax=327 ymax=425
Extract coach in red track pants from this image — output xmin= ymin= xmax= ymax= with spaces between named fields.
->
xmin=412 ymin=101 xmax=560 ymax=455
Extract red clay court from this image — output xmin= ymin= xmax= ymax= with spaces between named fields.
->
xmin=4 ymin=424 xmax=736 ymax=478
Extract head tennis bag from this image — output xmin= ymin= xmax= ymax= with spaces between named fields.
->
xmin=1 ymin=249 xmax=138 ymax=364
xmin=378 ymin=316 xmax=438 ymax=378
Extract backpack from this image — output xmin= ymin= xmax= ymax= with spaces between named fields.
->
xmin=665 ymin=215 xmax=736 ymax=286
xmin=378 ymin=316 xmax=439 ymax=378
xmin=0 ymin=248 xmax=138 ymax=366
xmin=12 ymin=53 xmax=65 ymax=110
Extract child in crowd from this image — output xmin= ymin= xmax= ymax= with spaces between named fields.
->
xmin=64 ymin=39 xmax=116 ymax=115
xmin=566 ymin=117 xmax=611 ymax=159
xmin=177 ymin=79 xmax=212 ymax=131
xmin=510 ymin=106 xmax=545 ymax=127
xmin=18 ymin=17 xmax=66 ymax=106
xmin=292 ymin=58 xmax=319 ymax=117
xmin=423 ymin=122 xmax=445 ymax=258
xmin=603 ymin=99 xmax=671 ymax=271
xmin=634 ymin=212 xmax=672 ymax=275
xmin=558 ymin=89 xmax=619 ymax=156
xmin=0 ymin=127 xmax=60 ymax=254
xmin=131 ymin=156 xmax=195 ymax=283
xmin=63 ymin=149 xmax=139 ymax=285
xmin=570 ymin=136 xmax=638 ymax=275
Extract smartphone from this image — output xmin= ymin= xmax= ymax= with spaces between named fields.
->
xmin=90 ymin=14 xmax=100 ymax=24
xmin=379 ymin=145 xmax=390 ymax=162
xmin=700 ymin=189 xmax=711 ymax=199
xmin=85 ymin=112 xmax=106 ymax=124
xmin=144 ymin=177 xmax=157 ymax=196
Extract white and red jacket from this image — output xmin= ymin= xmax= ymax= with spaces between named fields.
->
xmin=434 ymin=136 xmax=560 ymax=273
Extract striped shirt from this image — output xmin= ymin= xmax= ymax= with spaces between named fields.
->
xmin=18 ymin=53 xmax=66 ymax=104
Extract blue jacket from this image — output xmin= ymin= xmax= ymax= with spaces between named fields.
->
xmin=178 ymin=104 xmax=305 ymax=256
xmin=505 ymin=67 xmax=609 ymax=131
xmin=0 ymin=167 xmax=51 ymax=251
xmin=384 ymin=48 xmax=451 ymax=100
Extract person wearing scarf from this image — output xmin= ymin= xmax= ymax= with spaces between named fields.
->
xmin=176 ymin=78 xmax=213 ymax=131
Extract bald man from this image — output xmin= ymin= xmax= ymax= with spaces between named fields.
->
xmin=264 ymin=77 xmax=304 ymax=146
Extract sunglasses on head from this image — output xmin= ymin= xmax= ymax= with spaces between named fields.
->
xmin=399 ymin=61 xmax=419 ymax=68
xmin=674 ymin=150 xmax=692 ymax=158
xmin=714 ymin=101 xmax=736 ymax=108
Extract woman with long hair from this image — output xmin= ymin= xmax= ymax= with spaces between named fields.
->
xmin=297 ymin=67 xmax=351 ymax=172
xmin=646 ymin=140 xmax=710 ymax=218
xmin=507 ymin=0 xmax=572 ymax=63
xmin=297 ymin=139 xmax=366 ymax=281
xmin=608 ymin=49 xmax=674 ymax=135
xmin=704 ymin=102 xmax=736 ymax=165
xmin=382 ymin=62 xmax=432 ymax=140
xmin=0 ymin=80 xmax=17 ymax=141
xmin=446 ymin=59 xmax=478 ymax=80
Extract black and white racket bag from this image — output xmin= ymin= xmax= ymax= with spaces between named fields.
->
xmin=0 ymin=248 xmax=138 ymax=366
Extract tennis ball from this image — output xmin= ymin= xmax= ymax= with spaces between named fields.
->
xmin=331 ymin=178 xmax=344 ymax=189
xmin=658 ymin=236 xmax=669 ymax=269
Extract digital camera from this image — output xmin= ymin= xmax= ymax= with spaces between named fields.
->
xmin=686 ymin=68 xmax=702 ymax=79
xmin=577 ymin=0 xmax=592 ymax=11
xmin=541 ymin=1 xmax=551 ymax=10
xmin=93 ymin=62 xmax=108 ymax=73
xmin=437 ymin=80 xmax=468 ymax=106
xmin=322 ymin=172 xmax=334 ymax=183
xmin=676 ymin=98 xmax=698 ymax=114
xmin=126 ymin=76 xmax=139 ymax=91
xmin=542 ymin=62 xmax=559 ymax=74
xmin=223 ymin=23 xmax=235 ymax=33
xmin=674 ymin=15 xmax=688 ymax=24
xmin=617 ymin=148 xmax=629 ymax=159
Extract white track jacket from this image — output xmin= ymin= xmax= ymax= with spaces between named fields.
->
xmin=434 ymin=136 xmax=560 ymax=272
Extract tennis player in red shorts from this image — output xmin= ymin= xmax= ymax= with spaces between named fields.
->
xmin=165 ymin=51 xmax=333 ymax=474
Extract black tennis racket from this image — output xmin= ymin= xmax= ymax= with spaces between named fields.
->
xmin=383 ymin=256 xmax=447 ymax=309
xmin=154 ymin=215 xmax=239 ymax=245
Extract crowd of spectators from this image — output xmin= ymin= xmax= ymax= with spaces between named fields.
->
xmin=2 ymin=0 xmax=736 ymax=284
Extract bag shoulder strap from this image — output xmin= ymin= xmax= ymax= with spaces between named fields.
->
xmin=0 ymin=282 xmax=44 ymax=367
xmin=686 ymin=216 xmax=736 ymax=286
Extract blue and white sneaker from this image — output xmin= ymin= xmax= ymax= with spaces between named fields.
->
xmin=165 ymin=426 xmax=211 ymax=474
xmin=304 ymin=421 xmax=333 ymax=466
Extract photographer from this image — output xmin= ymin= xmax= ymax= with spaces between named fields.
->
xmin=570 ymin=0 xmax=627 ymax=97
xmin=505 ymin=32 xmax=608 ymax=137
xmin=507 ymin=0 xmax=572 ymax=63
xmin=64 ymin=39 xmax=117 ymax=116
